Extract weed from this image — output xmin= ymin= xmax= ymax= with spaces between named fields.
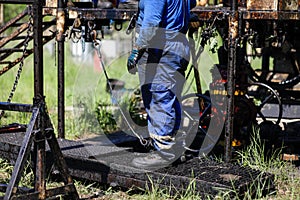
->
xmin=96 ymin=101 xmax=118 ymax=133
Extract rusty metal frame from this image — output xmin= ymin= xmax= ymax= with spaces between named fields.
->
xmin=0 ymin=0 xmax=79 ymax=199
xmin=0 ymin=3 xmax=300 ymax=195
xmin=191 ymin=2 xmax=300 ymax=161
xmin=0 ymin=102 xmax=79 ymax=200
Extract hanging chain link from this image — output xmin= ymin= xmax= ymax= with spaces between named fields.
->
xmin=0 ymin=12 xmax=33 ymax=120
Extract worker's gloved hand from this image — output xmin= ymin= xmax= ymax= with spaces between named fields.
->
xmin=127 ymin=48 xmax=143 ymax=74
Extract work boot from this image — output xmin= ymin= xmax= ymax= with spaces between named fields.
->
xmin=131 ymin=152 xmax=171 ymax=170
xmin=118 ymin=0 xmax=138 ymax=9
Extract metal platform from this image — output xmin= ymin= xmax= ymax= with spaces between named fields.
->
xmin=0 ymin=131 xmax=274 ymax=198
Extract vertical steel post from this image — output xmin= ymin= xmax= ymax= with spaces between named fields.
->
xmin=225 ymin=0 xmax=238 ymax=162
xmin=32 ymin=0 xmax=46 ymax=198
xmin=33 ymin=0 xmax=43 ymax=98
xmin=57 ymin=0 xmax=65 ymax=138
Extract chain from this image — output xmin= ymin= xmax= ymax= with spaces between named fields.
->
xmin=0 ymin=12 xmax=33 ymax=120
xmin=93 ymin=40 xmax=149 ymax=147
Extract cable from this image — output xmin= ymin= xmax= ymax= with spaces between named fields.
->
xmin=93 ymin=40 xmax=149 ymax=147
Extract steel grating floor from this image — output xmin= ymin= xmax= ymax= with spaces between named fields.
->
xmin=0 ymin=131 xmax=276 ymax=198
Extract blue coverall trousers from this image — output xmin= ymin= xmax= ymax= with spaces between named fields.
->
xmin=137 ymin=37 xmax=190 ymax=160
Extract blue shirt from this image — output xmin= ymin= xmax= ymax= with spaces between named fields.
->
xmin=135 ymin=0 xmax=195 ymax=49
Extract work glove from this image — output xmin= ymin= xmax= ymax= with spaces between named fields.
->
xmin=127 ymin=48 xmax=143 ymax=74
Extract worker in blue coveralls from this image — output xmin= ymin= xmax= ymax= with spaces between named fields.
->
xmin=127 ymin=0 xmax=196 ymax=169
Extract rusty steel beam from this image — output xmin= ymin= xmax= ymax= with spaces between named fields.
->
xmin=0 ymin=48 xmax=24 ymax=53
xmin=57 ymin=0 xmax=65 ymax=139
xmin=0 ymin=102 xmax=33 ymax=112
xmin=0 ymin=36 xmax=54 ymax=76
xmin=224 ymin=0 xmax=239 ymax=163
xmin=0 ymin=51 xmax=31 ymax=76
xmin=32 ymin=0 xmax=44 ymax=100
xmin=67 ymin=8 xmax=137 ymax=20
xmin=191 ymin=6 xmax=300 ymax=21
xmin=29 ymin=1 xmax=47 ymax=199
xmin=45 ymin=184 xmax=78 ymax=198
xmin=191 ymin=6 xmax=229 ymax=18
xmin=34 ymin=129 xmax=46 ymax=199
xmin=243 ymin=10 xmax=300 ymax=20
xmin=0 ymin=35 xmax=27 ymax=40
xmin=0 ymin=23 xmax=55 ymax=76
xmin=0 ymin=23 xmax=29 ymax=49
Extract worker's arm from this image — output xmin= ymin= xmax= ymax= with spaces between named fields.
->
xmin=135 ymin=0 xmax=165 ymax=49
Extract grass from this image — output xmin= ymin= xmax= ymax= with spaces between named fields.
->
xmin=234 ymin=126 xmax=300 ymax=200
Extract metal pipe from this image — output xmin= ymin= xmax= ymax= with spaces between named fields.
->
xmin=225 ymin=0 xmax=238 ymax=162
xmin=33 ymin=0 xmax=43 ymax=99
xmin=57 ymin=0 xmax=65 ymax=138
xmin=32 ymin=1 xmax=46 ymax=199
xmin=0 ymin=102 xmax=33 ymax=112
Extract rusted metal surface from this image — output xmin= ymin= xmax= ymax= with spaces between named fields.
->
xmin=247 ymin=0 xmax=278 ymax=10
xmin=191 ymin=6 xmax=300 ymax=20
xmin=224 ymin=0 xmax=239 ymax=163
xmin=242 ymin=10 xmax=300 ymax=20
xmin=43 ymin=0 xmax=57 ymax=15
xmin=191 ymin=3 xmax=300 ymax=162
xmin=0 ymin=19 xmax=55 ymax=61
xmin=32 ymin=1 xmax=43 ymax=100
xmin=0 ymin=34 xmax=55 ymax=76
xmin=0 ymin=23 xmax=29 ymax=48
xmin=67 ymin=8 xmax=136 ymax=20
xmin=34 ymin=132 xmax=47 ymax=200
xmin=0 ymin=51 xmax=31 ymax=76
xmin=45 ymin=184 xmax=77 ymax=199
